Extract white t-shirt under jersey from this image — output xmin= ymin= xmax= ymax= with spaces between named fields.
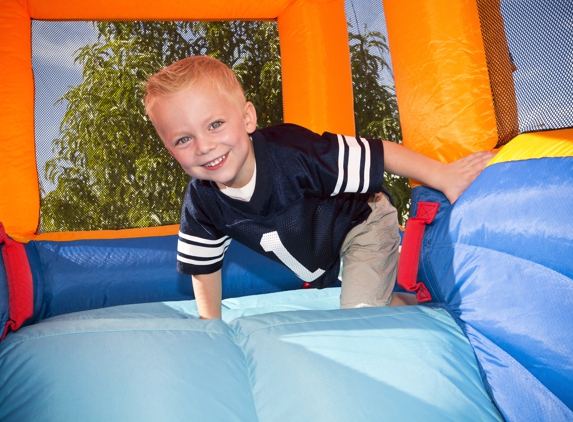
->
xmin=220 ymin=163 xmax=257 ymax=202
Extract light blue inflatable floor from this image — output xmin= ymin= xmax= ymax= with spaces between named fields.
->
xmin=0 ymin=288 xmax=502 ymax=421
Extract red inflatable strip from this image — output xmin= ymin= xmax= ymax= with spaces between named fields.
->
xmin=0 ymin=222 xmax=33 ymax=340
xmin=397 ymin=202 xmax=440 ymax=302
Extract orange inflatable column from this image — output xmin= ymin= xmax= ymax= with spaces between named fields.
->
xmin=384 ymin=0 xmax=498 ymax=165
xmin=0 ymin=1 xmax=39 ymax=237
xmin=279 ymin=0 xmax=355 ymax=136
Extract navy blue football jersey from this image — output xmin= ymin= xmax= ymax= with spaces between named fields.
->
xmin=177 ymin=124 xmax=386 ymax=288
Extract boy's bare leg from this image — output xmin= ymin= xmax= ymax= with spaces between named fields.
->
xmin=389 ymin=292 xmax=418 ymax=306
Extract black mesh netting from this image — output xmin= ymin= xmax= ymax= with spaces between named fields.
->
xmin=478 ymin=0 xmax=573 ymax=147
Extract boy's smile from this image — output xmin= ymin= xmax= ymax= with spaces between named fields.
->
xmin=149 ymin=79 xmax=257 ymax=189
xmin=203 ymin=154 xmax=227 ymax=170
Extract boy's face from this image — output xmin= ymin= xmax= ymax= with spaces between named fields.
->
xmin=150 ymin=80 xmax=257 ymax=189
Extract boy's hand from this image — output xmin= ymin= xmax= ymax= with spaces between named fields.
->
xmin=440 ymin=151 xmax=497 ymax=204
xmin=382 ymin=141 xmax=496 ymax=204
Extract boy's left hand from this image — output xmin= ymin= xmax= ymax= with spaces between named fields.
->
xmin=440 ymin=151 xmax=497 ymax=204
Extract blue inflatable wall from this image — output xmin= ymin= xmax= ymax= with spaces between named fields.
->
xmin=412 ymin=140 xmax=573 ymax=421
xmin=23 ymin=237 xmax=305 ymax=321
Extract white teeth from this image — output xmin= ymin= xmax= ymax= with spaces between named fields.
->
xmin=204 ymin=155 xmax=226 ymax=167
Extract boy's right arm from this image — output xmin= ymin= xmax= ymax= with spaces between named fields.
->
xmin=382 ymin=141 xmax=495 ymax=204
xmin=192 ymin=270 xmax=222 ymax=319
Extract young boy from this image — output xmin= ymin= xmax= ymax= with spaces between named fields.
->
xmin=145 ymin=56 xmax=494 ymax=319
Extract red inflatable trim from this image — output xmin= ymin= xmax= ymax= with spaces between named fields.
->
xmin=397 ymin=202 xmax=440 ymax=302
xmin=0 ymin=222 xmax=33 ymax=340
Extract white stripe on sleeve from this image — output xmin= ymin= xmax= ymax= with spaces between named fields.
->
xmin=177 ymin=237 xmax=232 ymax=259
xmin=361 ymin=137 xmax=371 ymax=193
xmin=332 ymin=134 xmax=346 ymax=196
xmin=345 ymin=136 xmax=362 ymax=192
xmin=178 ymin=231 xmax=229 ymax=245
xmin=177 ymin=254 xmax=228 ymax=266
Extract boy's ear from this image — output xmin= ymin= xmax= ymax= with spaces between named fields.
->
xmin=244 ymin=101 xmax=257 ymax=133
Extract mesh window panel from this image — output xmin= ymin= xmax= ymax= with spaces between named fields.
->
xmin=345 ymin=0 xmax=399 ymax=141
xmin=476 ymin=0 xmax=520 ymax=147
xmin=478 ymin=1 xmax=573 ymax=146
xmin=32 ymin=20 xmax=282 ymax=233
xmin=345 ymin=0 xmax=409 ymax=225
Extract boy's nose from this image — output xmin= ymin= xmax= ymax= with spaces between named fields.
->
xmin=195 ymin=136 xmax=216 ymax=155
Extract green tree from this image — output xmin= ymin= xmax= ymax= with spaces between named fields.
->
xmin=349 ymin=24 xmax=410 ymax=225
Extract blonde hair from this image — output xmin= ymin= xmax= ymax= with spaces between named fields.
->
xmin=144 ymin=56 xmax=246 ymax=114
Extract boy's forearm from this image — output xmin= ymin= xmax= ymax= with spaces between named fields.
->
xmin=192 ymin=271 xmax=222 ymax=319
xmin=382 ymin=141 xmax=444 ymax=189
xmin=382 ymin=140 xmax=495 ymax=204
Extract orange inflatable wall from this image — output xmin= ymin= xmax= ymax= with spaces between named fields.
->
xmin=384 ymin=0 xmax=498 ymax=163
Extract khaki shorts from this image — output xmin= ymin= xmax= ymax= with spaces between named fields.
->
xmin=339 ymin=193 xmax=400 ymax=308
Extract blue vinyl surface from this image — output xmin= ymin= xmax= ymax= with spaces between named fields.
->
xmin=413 ymin=156 xmax=573 ymax=421
xmin=0 ymin=289 xmax=502 ymax=422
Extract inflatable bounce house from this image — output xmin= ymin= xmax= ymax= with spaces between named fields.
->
xmin=1 ymin=0 xmax=572 ymax=420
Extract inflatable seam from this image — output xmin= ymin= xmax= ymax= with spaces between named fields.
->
xmin=449 ymin=316 xmax=502 ymax=416
xmin=237 ymin=333 xmax=262 ymax=422
xmin=420 ymin=235 xmax=447 ymax=305
xmin=231 ymin=308 xmax=444 ymax=342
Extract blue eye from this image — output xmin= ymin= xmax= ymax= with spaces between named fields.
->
xmin=210 ymin=121 xmax=222 ymax=130
xmin=177 ymin=137 xmax=190 ymax=145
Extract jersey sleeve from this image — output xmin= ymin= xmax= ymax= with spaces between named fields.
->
xmin=322 ymin=132 xmax=385 ymax=196
xmin=176 ymin=183 xmax=231 ymax=275
xmin=260 ymin=124 xmax=385 ymax=198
